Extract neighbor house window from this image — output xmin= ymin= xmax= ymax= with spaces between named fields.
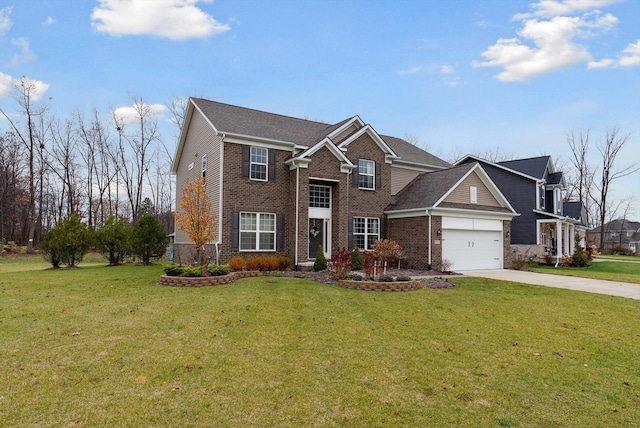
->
xmin=240 ymin=212 xmax=275 ymax=251
xmin=250 ymin=147 xmax=268 ymax=181
xmin=309 ymin=185 xmax=331 ymax=208
xmin=358 ymin=159 xmax=375 ymax=190
xmin=353 ymin=217 xmax=379 ymax=250
xmin=541 ymin=226 xmax=548 ymax=246
xmin=538 ymin=184 xmax=546 ymax=210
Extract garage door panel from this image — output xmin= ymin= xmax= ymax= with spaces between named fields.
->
xmin=442 ymin=229 xmax=502 ymax=271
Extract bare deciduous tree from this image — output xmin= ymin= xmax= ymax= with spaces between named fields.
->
xmin=594 ymin=127 xmax=639 ymax=250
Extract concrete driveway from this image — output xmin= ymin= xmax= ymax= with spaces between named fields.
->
xmin=462 ymin=269 xmax=640 ymax=300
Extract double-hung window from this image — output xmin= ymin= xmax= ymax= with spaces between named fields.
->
xmin=240 ymin=212 xmax=276 ymax=251
xmin=353 ymin=217 xmax=379 ymax=250
xmin=358 ymin=159 xmax=375 ymax=190
xmin=250 ymin=147 xmax=268 ymax=181
xmin=538 ymin=184 xmax=546 ymax=210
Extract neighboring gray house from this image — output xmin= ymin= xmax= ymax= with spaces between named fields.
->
xmin=587 ymin=219 xmax=640 ymax=254
xmin=172 ymin=98 xmax=517 ymax=271
xmin=457 ymin=155 xmax=586 ymax=262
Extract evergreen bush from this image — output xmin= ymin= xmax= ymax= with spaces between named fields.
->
xmin=313 ymin=245 xmax=327 ymax=271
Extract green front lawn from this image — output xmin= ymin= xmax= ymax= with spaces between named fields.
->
xmin=1 ymin=261 xmax=639 ymax=426
xmin=528 ymin=260 xmax=640 ymax=284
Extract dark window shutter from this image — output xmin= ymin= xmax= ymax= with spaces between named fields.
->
xmin=268 ymin=149 xmax=276 ymax=182
xmin=380 ymin=217 xmax=387 ymax=239
xmin=352 ymin=161 xmax=359 ymax=187
xmin=347 ymin=216 xmax=354 ymax=249
xmin=375 ymin=162 xmax=381 ymax=190
xmin=231 ymin=211 xmax=239 ymax=251
xmin=276 ymin=213 xmax=284 ymax=251
xmin=242 ymin=146 xmax=250 ymax=179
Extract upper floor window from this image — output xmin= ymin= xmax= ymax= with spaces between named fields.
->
xmin=353 ymin=217 xmax=379 ymax=250
xmin=358 ymin=159 xmax=375 ymax=190
xmin=309 ymin=185 xmax=331 ymax=208
xmin=240 ymin=212 xmax=275 ymax=251
xmin=201 ymin=154 xmax=207 ymax=181
xmin=555 ymin=188 xmax=562 ymax=215
xmin=538 ymin=184 xmax=546 ymax=210
xmin=250 ymin=147 xmax=268 ymax=181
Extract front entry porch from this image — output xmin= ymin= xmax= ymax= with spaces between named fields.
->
xmin=538 ymin=219 xmax=577 ymax=261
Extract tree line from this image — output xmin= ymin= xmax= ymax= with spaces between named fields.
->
xmin=0 ymin=77 xmax=184 ymax=254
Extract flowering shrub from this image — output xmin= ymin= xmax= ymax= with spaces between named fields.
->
xmin=329 ymin=247 xmax=352 ymax=280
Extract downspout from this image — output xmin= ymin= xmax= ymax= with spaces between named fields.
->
xmin=216 ymin=133 xmax=225 ymax=266
xmin=294 ymin=166 xmax=300 ymax=266
xmin=427 ymin=209 xmax=432 ymax=270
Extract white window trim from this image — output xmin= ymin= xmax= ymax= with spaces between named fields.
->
xmin=358 ymin=159 xmax=375 ymax=190
xmin=239 ymin=212 xmax=276 ymax=251
xmin=250 ymin=146 xmax=268 ymax=182
xmin=202 ymin=154 xmax=207 ymax=179
xmin=353 ymin=217 xmax=380 ymax=250
xmin=470 ymin=186 xmax=477 ymax=204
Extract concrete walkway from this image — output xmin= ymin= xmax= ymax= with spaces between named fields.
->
xmin=461 ymin=269 xmax=640 ymax=300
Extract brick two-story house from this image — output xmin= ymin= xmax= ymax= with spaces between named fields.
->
xmin=172 ymin=98 xmax=517 ymax=271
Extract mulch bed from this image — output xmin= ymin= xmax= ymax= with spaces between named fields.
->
xmin=264 ymin=268 xmax=457 ymax=289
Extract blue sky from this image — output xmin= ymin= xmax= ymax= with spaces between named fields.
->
xmin=1 ymin=0 xmax=638 ymax=215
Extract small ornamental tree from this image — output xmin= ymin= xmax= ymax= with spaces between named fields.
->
xmin=96 ymin=216 xmax=132 ymax=265
xmin=41 ymin=213 xmax=93 ymax=268
xmin=131 ymin=213 xmax=168 ymax=265
xmin=174 ymin=177 xmax=218 ymax=265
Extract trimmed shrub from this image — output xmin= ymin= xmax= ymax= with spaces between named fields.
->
xmin=229 ymin=256 xmax=245 ymax=271
xmin=277 ymin=256 xmax=292 ymax=270
xmin=396 ymin=276 xmax=412 ymax=282
xmin=351 ymin=247 xmax=363 ymax=270
xmin=164 ymin=264 xmax=184 ymax=276
xmin=313 ymin=245 xmax=327 ymax=271
xmin=182 ymin=265 xmax=205 ymax=277
xmin=209 ymin=264 xmax=231 ymax=276
xmin=345 ymin=273 xmax=363 ymax=281
xmin=245 ymin=257 xmax=259 ymax=271
xmin=377 ymin=275 xmax=394 ymax=282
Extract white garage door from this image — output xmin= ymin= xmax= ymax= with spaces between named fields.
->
xmin=441 ymin=218 xmax=503 ymax=271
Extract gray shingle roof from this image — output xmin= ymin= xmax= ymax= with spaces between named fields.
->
xmin=390 ymin=163 xmax=476 ymax=210
xmin=192 ymin=98 xmax=331 ymax=146
xmin=497 ymin=155 xmax=551 ymax=179
xmin=381 ymin=135 xmax=451 ymax=168
xmin=563 ymin=201 xmax=585 ymax=225
xmin=191 ymin=98 xmax=450 ymax=167
xmin=547 ymin=171 xmax=563 ymax=185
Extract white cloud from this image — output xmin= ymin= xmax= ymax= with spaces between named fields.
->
xmin=43 ymin=16 xmax=55 ymax=25
xmin=514 ymin=0 xmax=622 ymax=20
xmin=398 ymin=65 xmax=430 ymax=76
xmin=0 ymin=7 xmax=13 ymax=37
xmin=0 ymin=72 xmax=13 ymax=97
xmin=10 ymin=38 xmax=36 ymax=65
xmin=588 ymin=58 xmax=614 ymax=68
xmin=0 ymin=74 xmax=50 ymax=101
xmin=619 ymin=39 xmax=640 ymax=67
xmin=474 ymin=0 xmax=625 ymax=82
xmin=587 ymin=39 xmax=640 ymax=68
xmin=113 ymin=102 xmax=167 ymax=124
xmin=440 ymin=65 xmax=455 ymax=74
xmin=91 ymin=0 xmax=230 ymax=40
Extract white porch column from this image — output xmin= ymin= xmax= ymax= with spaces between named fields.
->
xmin=556 ymin=220 xmax=562 ymax=260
